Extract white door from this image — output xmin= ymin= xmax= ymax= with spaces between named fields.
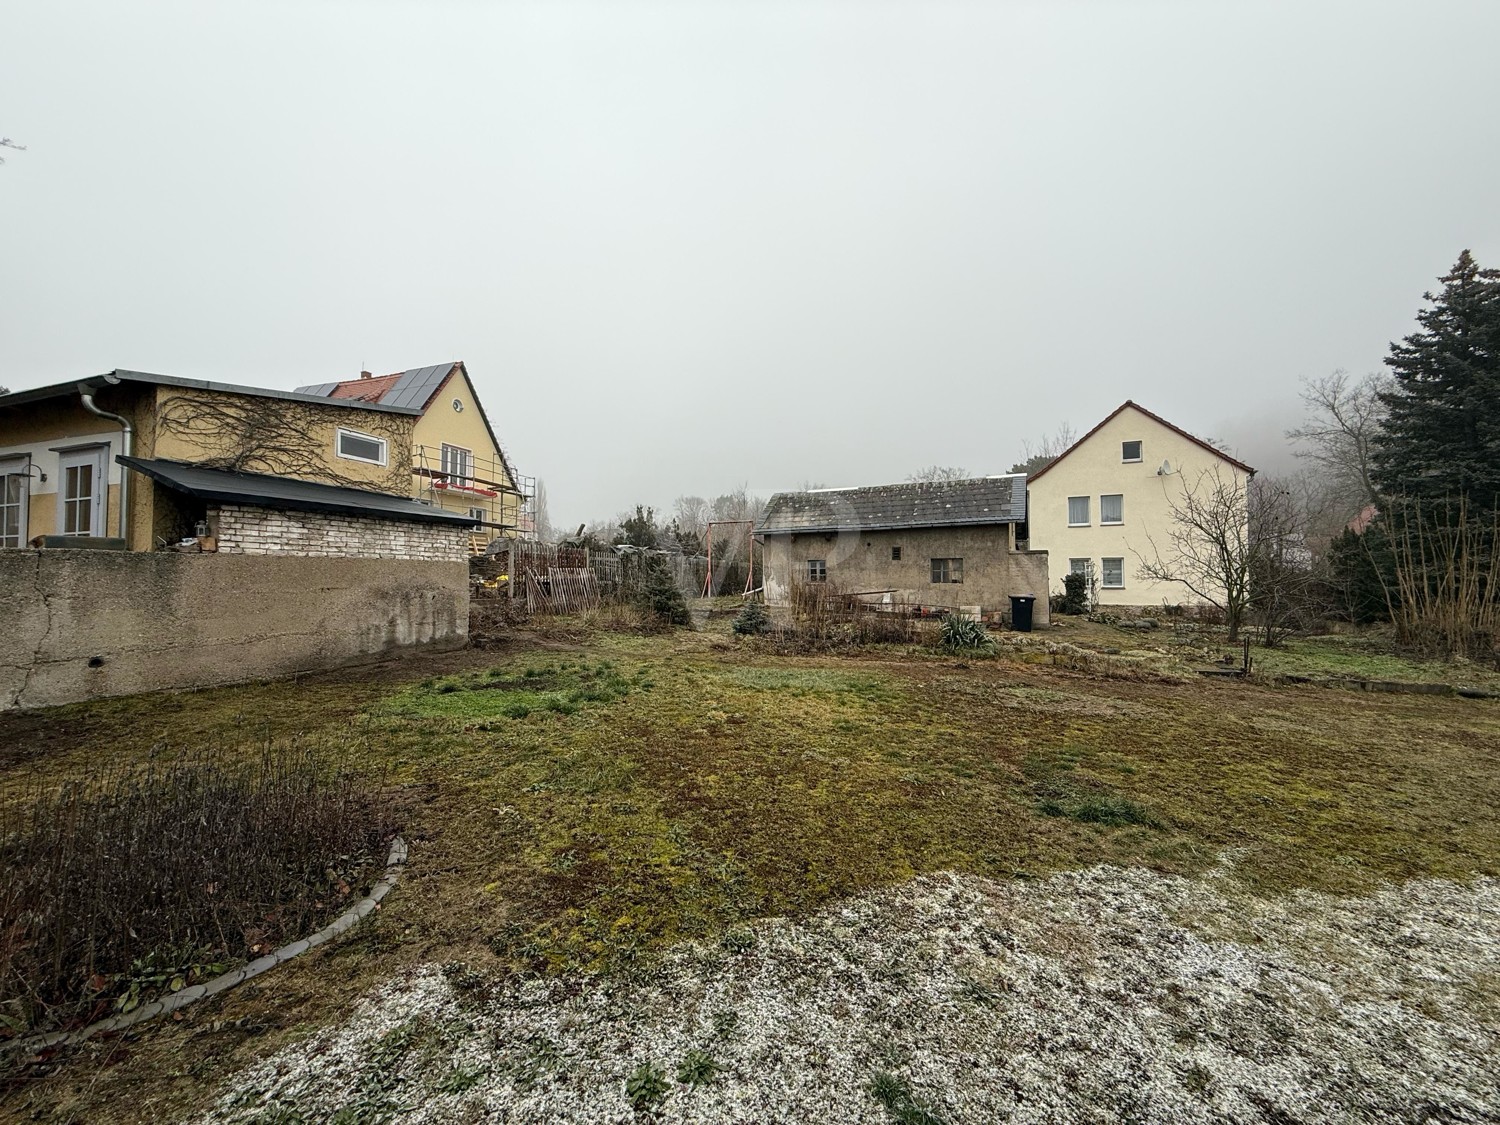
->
xmin=57 ymin=445 xmax=108 ymax=537
xmin=0 ymin=457 xmax=28 ymax=547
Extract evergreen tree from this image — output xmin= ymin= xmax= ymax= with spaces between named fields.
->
xmin=1374 ymin=251 xmax=1500 ymax=512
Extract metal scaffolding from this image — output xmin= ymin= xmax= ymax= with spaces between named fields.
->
xmin=413 ymin=443 xmax=535 ymax=552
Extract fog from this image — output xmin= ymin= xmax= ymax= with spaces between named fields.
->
xmin=3 ymin=0 xmax=1496 ymax=525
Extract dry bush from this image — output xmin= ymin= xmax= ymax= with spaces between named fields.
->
xmin=760 ymin=580 xmax=936 ymax=651
xmin=1383 ymin=498 xmax=1499 ymax=660
xmin=0 ymin=747 xmax=394 ymax=1036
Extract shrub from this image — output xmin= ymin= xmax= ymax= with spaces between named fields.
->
xmin=636 ymin=558 xmax=691 ymax=627
xmin=1061 ymin=571 xmax=1090 ymax=615
xmin=732 ymin=600 xmax=770 ymax=635
xmin=940 ymin=612 xmax=994 ymax=652
xmin=0 ymin=747 xmax=393 ymax=1035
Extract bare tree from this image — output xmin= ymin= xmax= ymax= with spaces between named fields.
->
xmin=0 ymin=138 xmax=25 ymax=165
xmin=907 ymin=465 xmax=971 ymax=483
xmin=530 ymin=478 xmax=553 ymax=543
xmin=1008 ymin=423 xmax=1077 ymax=476
xmin=1133 ymin=466 xmax=1253 ymax=641
xmin=1247 ymin=477 xmax=1321 ymax=645
xmin=1287 ymin=370 xmax=1390 ymax=513
xmin=672 ymin=495 xmax=709 ymax=541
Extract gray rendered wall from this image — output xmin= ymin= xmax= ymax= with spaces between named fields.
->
xmin=762 ymin=525 xmax=1050 ymax=625
xmin=1 ymin=550 xmax=468 ymax=710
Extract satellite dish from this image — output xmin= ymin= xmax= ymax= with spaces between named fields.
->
xmin=1157 ymin=460 xmax=1172 ymax=476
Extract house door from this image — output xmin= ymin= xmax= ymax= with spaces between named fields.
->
xmin=57 ymin=445 xmax=108 ymax=537
xmin=0 ymin=458 xmax=28 ymax=547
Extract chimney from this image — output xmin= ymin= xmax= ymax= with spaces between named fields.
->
xmin=359 ymin=370 xmax=372 ymax=380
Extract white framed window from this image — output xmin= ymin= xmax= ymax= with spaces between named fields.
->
xmin=1067 ymin=496 xmax=1090 ymax=526
xmin=57 ymin=445 xmax=108 ymax=537
xmin=1101 ymin=494 xmax=1124 ymax=525
xmin=441 ymin=443 xmax=474 ymax=487
xmin=808 ymin=559 xmax=827 ymax=583
xmin=1068 ymin=557 xmax=1090 ymax=576
xmin=1122 ymin=440 xmax=1143 ymax=463
xmin=468 ymin=506 xmax=488 ymax=529
xmin=0 ymin=457 xmax=30 ymax=547
xmin=1102 ymin=557 xmax=1124 ymax=588
xmin=336 ymin=428 xmax=388 ymax=466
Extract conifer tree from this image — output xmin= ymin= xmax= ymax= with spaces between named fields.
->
xmin=1374 ymin=251 xmax=1500 ymax=512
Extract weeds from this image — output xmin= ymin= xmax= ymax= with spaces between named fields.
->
xmin=625 ymin=1061 xmax=670 ymax=1111
xmin=0 ymin=746 xmax=392 ymax=1035
xmin=868 ymin=1071 xmax=947 ymax=1125
xmin=676 ymin=1048 xmax=719 ymax=1086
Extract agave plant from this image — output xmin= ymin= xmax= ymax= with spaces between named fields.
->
xmin=940 ymin=612 xmax=994 ymax=652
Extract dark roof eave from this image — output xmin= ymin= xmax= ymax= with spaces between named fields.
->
xmin=119 ymin=456 xmax=474 ymax=527
xmin=0 ymin=370 xmax=422 ymax=415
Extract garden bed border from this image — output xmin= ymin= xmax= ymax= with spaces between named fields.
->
xmin=4 ymin=837 xmax=408 ymax=1056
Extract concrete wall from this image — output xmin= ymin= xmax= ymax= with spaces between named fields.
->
xmin=0 ymin=550 xmax=468 ymax=710
xmin=762 ymin=524 xmax=1050 ymax=625
xmin=1026 ymin=404 xmax=1252 ymax=607
xmin=211 ymin=504 xmax=469 ymax=561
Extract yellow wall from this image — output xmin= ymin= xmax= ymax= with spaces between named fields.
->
xmin=1026 ymin=405 xmax=1252 ymax=607
xmin=0 ymin=394 xmax=144 ymax=546
xmin=410 ymin=369 xmax=521 ymax=533
xmin=151 ymin=386 xmax=414 ymax=496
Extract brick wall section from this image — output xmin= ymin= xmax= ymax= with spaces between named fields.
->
xmin=211 ymin=504 xmax=469 ymax=562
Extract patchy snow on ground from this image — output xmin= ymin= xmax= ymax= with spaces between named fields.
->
xmin=199 ymin=866 xmax=1500 ymax=1124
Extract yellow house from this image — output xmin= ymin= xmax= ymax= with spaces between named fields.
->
xmin=0 ymin=370 xmax=439 ymax=551
xmin=295 ymin=362 xmax=529 ymax=544
xmin=1025 ymin=401 xmax=1255 ymax=607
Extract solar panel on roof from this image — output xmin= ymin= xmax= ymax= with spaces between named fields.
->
xmin=293 ymin=382 xmax=340 ymax=397
xmin=383 ymin=364 xmax=452 ymax=409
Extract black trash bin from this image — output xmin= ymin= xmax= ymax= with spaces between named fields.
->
xmin=1009 ymin=594 xmax=1036 ymax=633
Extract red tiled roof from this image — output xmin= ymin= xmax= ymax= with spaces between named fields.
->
xmin=327 ymin=372 xmax=406 ymax=404
xmin=1026 ymin=400 xmax=1256 ymax=482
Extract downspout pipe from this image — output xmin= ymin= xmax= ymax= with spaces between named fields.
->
xmin=77 ymin=384 xmax=133 ymax=542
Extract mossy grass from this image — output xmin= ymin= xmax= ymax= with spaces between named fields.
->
xmin=2 ymin=618 xmax=1498 ymax=1121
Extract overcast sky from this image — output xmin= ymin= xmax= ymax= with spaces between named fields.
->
xmin=3 ymin=1 xmax=1497 ymax=527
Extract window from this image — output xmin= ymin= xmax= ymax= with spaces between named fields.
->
xmin=1101 ymin=494 xmax=1124 ymax=525
xmin=58 ymin=446 xmax=107 ymax=537
xmin=441 ymin=443 xmax=474 ymax=487
xmin=891 ymin=546 xmax=902 ymax=561
xmin=1122 ymin=440 xmax=1142 ymax=462
xmin=1102 ymin=557 xmax=1124 ymax=588
xmin=1068 ymin=558 xmax=1090 ymax=576
xmin=930 ymin=557 xmax=964 ymax=583
xmin=808 ymin=559 xmax=827 ymax=583
xmin=336 ymin=428 xmax=387 ymax=466
xmin=0 ymin=458 xmax=28 ymax=547
xmin=468 ymin=506 xmax=488 ymax=529
xmin=1068 ymin=496 xmax=1090 ymax=526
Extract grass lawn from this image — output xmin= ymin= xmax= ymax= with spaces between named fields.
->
xmin=1 ymin=618 xmax=1498 ymax=1123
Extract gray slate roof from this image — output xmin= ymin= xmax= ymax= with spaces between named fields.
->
xmin=119 ymin=456 xmax=474 ymax=526
xmin=760 ymin=476 xmax=1027 ymax=535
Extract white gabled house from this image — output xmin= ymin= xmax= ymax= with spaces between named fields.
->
xmin=1024 ymin=401 xmax=1255 ymax=608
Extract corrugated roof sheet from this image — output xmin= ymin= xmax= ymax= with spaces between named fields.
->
xmin=119 ymin=456 xmax=474 ymax=526
xmin=760 ymin=476 xmax=1027 ymax=535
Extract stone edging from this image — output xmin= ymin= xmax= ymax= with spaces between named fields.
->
xmin=4 ymin=836 xmax=408 ymax=1056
